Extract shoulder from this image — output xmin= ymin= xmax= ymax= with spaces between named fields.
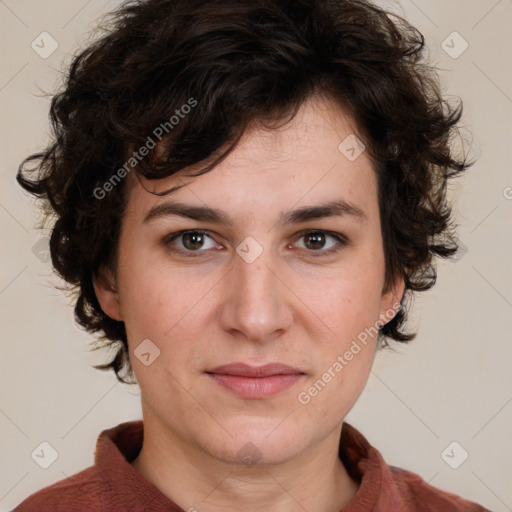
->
xmin=12 ymin=466 xmax=104 ymax=512
xmin=388 ymin=465 xmax=491 ymax=511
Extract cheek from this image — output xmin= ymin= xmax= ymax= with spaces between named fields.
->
xmin=117 ymin=242 xmax=191 ymax=325
xmin=116 ymin=248 xmax=221 ymax=372
xmin=293 ymin=258 xmax=384 ymax=403
xmin=296 ymin=259 xmax=385 ymax=341
xmin=296 ymin=283 xmax=380 ymax=420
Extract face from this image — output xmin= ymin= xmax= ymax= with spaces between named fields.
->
xmin=95 ymin=95 xmax=402 ymax=466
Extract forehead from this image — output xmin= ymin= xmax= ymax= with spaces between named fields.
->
xmin=122 ymin=95 xmax=377 ymax=224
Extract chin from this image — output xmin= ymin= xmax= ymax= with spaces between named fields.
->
xmin=214 ymin=440 xmax=300 ymax=468
xmin=202 ymin=418 xmax=306 ymax=466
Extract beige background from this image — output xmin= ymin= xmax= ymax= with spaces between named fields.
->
xmin=1 ymin=1 xmax=511 ymax=511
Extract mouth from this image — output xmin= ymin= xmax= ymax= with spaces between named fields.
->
xmin=206 ymin=362 xmax=305 ymax=398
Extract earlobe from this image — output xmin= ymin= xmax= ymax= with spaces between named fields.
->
xmin=92 ymin=267 xmax=123 ymax=321
xmin=379 ymin=275 xmax=405 ymax=325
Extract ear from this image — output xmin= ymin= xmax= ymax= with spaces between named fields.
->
xmin=378 ymin=274 xmax=405 ymax=326
xmin=92 ymin=266 xmax=123 ymax=321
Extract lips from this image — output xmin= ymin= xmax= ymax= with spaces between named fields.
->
xmin=206 ymin=363 xmax=305 ymax=398
xmin=207 ymin=362 xmax=304 ymax=378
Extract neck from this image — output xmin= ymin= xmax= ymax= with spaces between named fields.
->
xmin=131 ymin=416 xmax=359 ymax=512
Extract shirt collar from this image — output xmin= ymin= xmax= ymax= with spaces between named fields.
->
xmin=94 ymin=420 xmax=392 ymax=511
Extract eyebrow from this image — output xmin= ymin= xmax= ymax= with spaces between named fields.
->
xmin=143 ymin=199 xmax=367 ymax=226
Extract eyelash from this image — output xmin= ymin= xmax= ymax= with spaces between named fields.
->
xmin=162 ymin=229 xmax=348 ymax=258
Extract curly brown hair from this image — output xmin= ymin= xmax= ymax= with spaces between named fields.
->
xmin=17 ymin=0 xmax=470 ymax=384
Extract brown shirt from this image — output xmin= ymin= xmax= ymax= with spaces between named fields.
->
xmin=13 ymin=420 xmax=491 ymax=511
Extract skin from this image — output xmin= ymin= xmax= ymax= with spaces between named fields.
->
xmin=94 ymin=94 xmax=404 ymax=512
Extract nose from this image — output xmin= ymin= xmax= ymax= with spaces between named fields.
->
xmin=218 ymin=246 xmax=294 ymax=345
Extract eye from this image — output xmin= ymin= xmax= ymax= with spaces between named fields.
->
xmin=163 ymin=230 xmax=218 ymax=255
xmin=163 ymin=229 xmax=348 ymax=257
xmin=293 ymin=230 xmax=347 ymax=256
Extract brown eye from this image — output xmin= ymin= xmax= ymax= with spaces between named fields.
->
xmin=295 ymin=230 xmax=348 ymax=257
xmin=181 ymin=231 xmax=206 ymax=250
xmin=164 ymin=230 xmax=217 ymax=254
xmin=163 ymin=229 xmax=347 ymax=258
xmin=303 ymin=232 xmax=327 ymax=250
